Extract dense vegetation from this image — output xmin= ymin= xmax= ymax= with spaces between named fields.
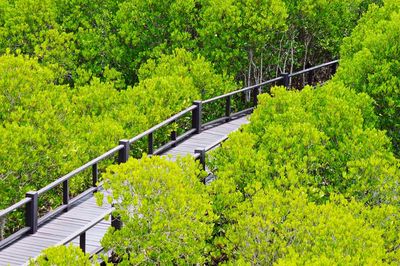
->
xmin=207 ymin=84 xmax=399 ymax=263
xmin=29 ymin=245 xmax=95 ymax=266
xmin=3 ymin=0 xmax=400 ymax=264
xmin=96 ymin=156 xmax=215 ymax=265
xmin=0 ymin=0 xmax=380 ymax=86
xmin=334 ymin=0 xmax=400 ymax=153
xmin=0 ymin=50 xmax=235 ymax=234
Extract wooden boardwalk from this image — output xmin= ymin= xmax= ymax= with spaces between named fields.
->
xmin=0 ymin=116 xmax=248 ymax=266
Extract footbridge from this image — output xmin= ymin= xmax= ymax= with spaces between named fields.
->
xmin=0 ymin=60 xmax=338 ymax=265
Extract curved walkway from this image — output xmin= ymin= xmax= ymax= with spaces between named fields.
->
xmin=0 ymin=116 xmax=249 ymax=266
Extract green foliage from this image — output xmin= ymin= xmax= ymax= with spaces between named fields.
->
xmin=283 ymin=0 xmax=379 ymax=65
xmin=0 ymin=0 xmax=124 ymax=86
xmin=206 ymin=82 xmax=399 ymax=263
xmin=0 ymin=50 xmax=230 ymax=236
xmin=224 ymin=188 xmax=395 ymax=265
xmin=114 ymin=0 xmax=199 ymax=83
xmin=209 ymin=83 xmax=399 ymax=205
xmin=97 ymin=155 xmax=215 ymax=265
xmin=138 ymin=48 xmax=236 ymax=99
xmin=0 ymin=0 xmax=381 ymax=87
xmin=28 ymin=245 xmax=95 ymax=266
xmin=198 ymin=0 xmax=288 ymax=83
xmin=0 ymin=0 xmax=58 ymax=55
xmin=335 ymin=0 xmax=400 ymax=153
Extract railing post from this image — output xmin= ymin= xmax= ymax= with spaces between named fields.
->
xmin=92 ymin=163 xmax=98 ymax=188
xmin=111 ymin=210 xmax=122 ymax=231
xmin=225 ymin=96 xmax=231 ymax=122
xmin=118 ymin=139 xmax=130 ymax=163
xmin=307 ymin=69 xmax=313 ymax=86
xmin=79 ymin=232 xmax=86 ymax=253
xmin=192 ymin=101 xmax=202 ymax=134
xmin=63 ymin=179 xmax=69 ymax=212
xmin=280 ymin=73 xmax=290 ymax=88
xmin=171 ymin=130 xmax=177 ymax=147
xmin=26 ymin=191 xmax=38 ymax=234
xmin=252 ymin=87 xmax=259 ymax=106
xmin=148 ymin=133 xmax=154 ymax=155
xmin=331 ymin=62 xmax=338 ymax=76
xmin=194 ymin=148 xmax=206 ymax=171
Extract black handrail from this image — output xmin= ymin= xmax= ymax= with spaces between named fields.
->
xmin=56 ymin=208 xmax=114 ymax=254
xmin=0 ymin=60 xmax=339 ymax=250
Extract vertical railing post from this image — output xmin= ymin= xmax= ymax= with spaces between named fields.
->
xmin=331 ymin=62 xmax=338 ymax=76
xmin=280 ymin=73 xmax=290 ymax=88
xmin=111 ymin=209 xmax=122 ymax=231
xmin=307 ymin=69 xmax=314 ymax=86
xmin=195 ymin=148 xmax=206 ymax=171
xmin=26 ymin=191 xmax=38 ymax=234
xmin=171 ymin=129 xmax=177 ymax=147
xmin=79 ymin=232 xmax=86 ymax=253
xmin=63 ymin=180 xmax=69 ymax=212
xmin=192 ymin=101 xmax=202 ymax=134
xmin=148 ymin=133 xmax=154 ymax=155
xmin=252 ymin=87 xmax=259 ymax=106
xmin=92 ymin=163 xmax=98 ymax=188
xmin=118 ymin=139 xmax=130 ymax=163
xmin=225 ymin=96 xmax=231 ymax=122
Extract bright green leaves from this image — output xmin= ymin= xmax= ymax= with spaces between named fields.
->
xmin=209 ymin=82 xmax=398 ymax=205
xmin=29 ymin=245 xmax=95 ymax=266
xmin=0 ymin=0 xmax=382 ymax=87
xmin=0 ymin=53 xmax=55 ymax=119
xmin=335 ymin=0 xmax=400 ymax=153
xmin=0 ymin=49 xmax=231 ymax=241
xmin=0 ymin=0 xmax=58 ymax=55
xmin=115 ymin=0 xmax=199 ymax=83
xmin=199 ymin=0 xmax=288 ymax=83
xmin=138 ymin=48 xmax=237 ymax=99
xmin=206 ymin=80 xmax=399 ymax=263
xmin=224 ymin=190 xmax=388 ymax=265
xmin=97 ymin=155 xmax=215 ymax=265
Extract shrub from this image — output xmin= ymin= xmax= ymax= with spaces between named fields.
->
xmin=198 ymin=0 xmax=288 ymax=83
xmin=96 ymin=155 xmax=215 ymax=265
xmin=335 ymin=0 xmax=400 ymax=153
xmin=28 ymin=245 xmax=95 ymax=266
xmin=223 ymin=188 xmax=389 ymax=265
xmin=208 ymin=83 xmax=399 ymax=205
xmin=138 ymin=48 xmax=236 ymax=100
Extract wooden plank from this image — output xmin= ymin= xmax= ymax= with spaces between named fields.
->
xmin=0 ymin=247 xmax=39 ymax=259
xmin=190 ymin=135 xmax=224 ymax=142
xmin=227 ymin=120 xmax=247 ymax=126
xmin=0 ymin=256 xmax=27 ymax=265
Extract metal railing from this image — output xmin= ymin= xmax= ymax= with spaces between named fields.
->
xmin=0 ymin=59 xmax=339 ymax=250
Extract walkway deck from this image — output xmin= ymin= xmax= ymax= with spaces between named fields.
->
xmin=0 ymin=116 xmax=249 ymax=265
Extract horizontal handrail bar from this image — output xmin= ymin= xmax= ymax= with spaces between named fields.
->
xmin=57 ymin=208 xmax=114 ymax=247
xmin=205 ymin=136 xmax=229 ymax=152
xmin=290 ymin=60 xmax=339 ymax=77
xmin=203 ymin=76 xmax=284 ymax=104
xmin=89 ymin=246 xmax=105 ymax=259
xmin=129 ymin=105 xmax=196 ymax=144
xmin=38 ymin=205 xmax=68 ymax=226
xmin=38 ymin=186 xmax=99 ymax=226
xmin=0 ymin=227 xmax=31 ymax=249
xmin=203 ymin=116 xmax=229 ymax=129
xmin=0 ymin=198 xmax=31 ymax=218
xmin=230 ymin=107 xmax=254 ymax=118
xmin=38 ymin=145 xmax=123 ymax=195
xmin=176 ymin=128 xmax=197 ymax=143
xmin=154 ymin=128 xmax=197 ymax=155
